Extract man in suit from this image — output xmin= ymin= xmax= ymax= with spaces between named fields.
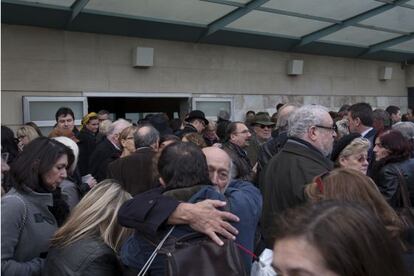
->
xmin=348 ymin=102 xmax=377 ymax=176
xmin=261 ymin=105 xmax=335 ymax=247
xmin=88 ymin=119 xmax=131 ymax=182
xmin=107 ymin=125 xmax=160 ymax=196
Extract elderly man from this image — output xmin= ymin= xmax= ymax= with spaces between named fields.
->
xmin=256 ymin=103 xmax=299 ymax=190
xmin=222 ymin=122 xmax=254 ymax=182
xmin=261 ymin=105 xmax=335 ymax=247
xmin=246 ymin=112 xmax=275 ymax=166
xmin=201 ymin=146 xmax=262 ymax=270
xmin=119 ymin=144 xmax=261 ymax=273
xmin=88 ymin=119 xmax=131 ymax=182
xmin=108 ymin=125 xmax=160 ymax=196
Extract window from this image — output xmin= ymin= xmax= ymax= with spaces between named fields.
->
xmin=23 ymin=96 xmax=88 ymax=134
xmin=192 ymin=97 xmax=233 ymax=121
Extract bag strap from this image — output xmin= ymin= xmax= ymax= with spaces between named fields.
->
xmin=137 ymin=226 xmax=175 ymax=276
xmin=4 ymin=194 xmax=28 ymax=239
xmin=393 ymin=165 xmax=412 ymax=209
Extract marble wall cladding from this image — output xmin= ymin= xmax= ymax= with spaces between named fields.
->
xmin=233 ymin=94 xmax=408 ymax=120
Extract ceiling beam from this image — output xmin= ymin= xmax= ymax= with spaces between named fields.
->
xmin=67 ymin=0 xmax=89 ymax=26
xmin=360 ymin=33 xmax=414 ymax=56
xmin=292 ymin=0 xmax=411 ymax=50
xmin=200 ymin=0 xmax=270 ymax=40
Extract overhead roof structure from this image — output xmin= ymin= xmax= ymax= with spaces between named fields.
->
xmin=2 ymin=0 xmax=414 ymax=63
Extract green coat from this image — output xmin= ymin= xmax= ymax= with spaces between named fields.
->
xmin=261 ymin=138 xmax=333 ymax=247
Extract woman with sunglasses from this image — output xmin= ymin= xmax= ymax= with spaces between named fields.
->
xmin=372 ymin=130 xmax=414 ymax=208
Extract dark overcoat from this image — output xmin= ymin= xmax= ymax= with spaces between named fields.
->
xmin=261 ymin=138 xmax=333 ymax=247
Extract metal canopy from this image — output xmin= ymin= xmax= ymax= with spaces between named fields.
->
xmin=2 ymin=0 xmax=414 ymax=63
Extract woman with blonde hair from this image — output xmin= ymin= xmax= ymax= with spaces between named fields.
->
xmin=43 ymin=180 xmax=133 ymax=275
xmin=330 ymin=133 xmax=370 ymax=174
xmin=119 ymin=126 xmax=138 ymax=158
xmin=16 ymin=125 xmax=40 ymax=151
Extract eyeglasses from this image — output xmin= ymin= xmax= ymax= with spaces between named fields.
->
xmin=314 ymin=171 xmax=330 ymax=193
xmin=314 ymin=124 xmax=338 ymax=132
xmin=257 ymin=124 xmax=274 ymax=129
xmin=17 ymin=135 xmax=26 ymax=140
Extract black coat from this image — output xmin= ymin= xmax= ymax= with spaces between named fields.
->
xmin=107 ymin=147 xmax=158 ymax=196
xmin=223 ymin=142 xmax=254 ymax=182
xmin=362 ymin=128 xmax=377 ymax=177
xmin=374 ymin=158 xmax=414 ymax=208
xmin=77 ymin=128 xmax=98 ymax=176
xmin=43 ymin=236 xmax=122 ymax=276
xmin=261 ymin=138 xmax=333 ymax=247
xmin=88 ymin=137 xmax=121 ymax=182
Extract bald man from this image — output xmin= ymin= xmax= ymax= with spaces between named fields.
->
xmin=202 ymin=147 xmax=232 ymax=193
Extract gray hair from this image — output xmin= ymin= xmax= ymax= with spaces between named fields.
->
xmin=276 ymin=103 xmax=300 ymax=131
xmin=392 ymin=121 xmax=414 ymax=141
xmin=134 ymin=125 xmax=160 ymax=149
xmin=288 ymin=105 xmax=329 ymax=138
xmin=107 ymin=119 xmax=131 ymax=137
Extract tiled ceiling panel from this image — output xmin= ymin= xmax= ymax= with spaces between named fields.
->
xmin=359 ymin=6 xmax=414 ymax=33
xmin=85 ymin=0 xmax=236 ymax=25
xmin=262 ymin=0 xmax=382 ymax=21
xmin=227 ymin=10 xmax=331 ymax=38
xmin=321 ymin=26 xmax=401 ymax=46
xmin=388 ymin=39 xmax=414 ymax=53
xmin=19 ymin=0 xmax=73 ymax=7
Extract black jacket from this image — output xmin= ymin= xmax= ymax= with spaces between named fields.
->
xmin=107 ymin=147 xmax=158 ymax=196
xmin=77 ymin=128 xmax=98 ymax=176
xmin=374 ymin=158 xmax=414 ymax=208
xmin=261 ymin=138 xmax=333 ymax=247
xmin=223 ymin=142 xmax=254 ymax=182
xmin=43 ymin=237 xmax=123 ymax=276
xmin=88 ymin=137 xmax=121 ymax=182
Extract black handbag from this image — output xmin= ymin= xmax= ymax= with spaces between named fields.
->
xmin=138 ymin=226 xmax=247 ymax=276
xmin=164 ymin=232 xmax=247 ymax=276
xmin=394 ymin=166 xmax=414 ymax=229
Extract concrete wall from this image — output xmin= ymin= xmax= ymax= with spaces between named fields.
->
xmin=1 ymin=24 xmax=410 ymax=126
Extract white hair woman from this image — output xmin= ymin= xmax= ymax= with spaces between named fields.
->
xmin=330 ymin=133 xmax=371 ymax=175
xmin=43 ymin=179 xmax=133 ymax=275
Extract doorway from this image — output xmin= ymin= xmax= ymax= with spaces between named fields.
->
xmin=87 ymin=97 xmax=190 ymax=122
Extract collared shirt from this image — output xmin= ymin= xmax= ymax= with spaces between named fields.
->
xmin=361 ymin=127 xmax=374 ymax=138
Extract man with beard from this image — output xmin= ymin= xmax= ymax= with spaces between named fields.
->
xmin=261 ymin=105 xmax=335 ymax=247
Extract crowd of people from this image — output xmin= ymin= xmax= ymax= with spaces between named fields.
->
xmin=1 ymin=102 xmax=414 ymax=275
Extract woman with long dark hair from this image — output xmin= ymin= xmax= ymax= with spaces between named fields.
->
xmin=1 ymin=137 xmax=74 ymax=276
xmin=372 ymin=130 xmax=414 ymax=208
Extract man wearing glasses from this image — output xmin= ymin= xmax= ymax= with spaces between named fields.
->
xmin=261 ymin=105 xmax=335 ymax=248
xmin=222 ymin=122 xmax=255 ymax=182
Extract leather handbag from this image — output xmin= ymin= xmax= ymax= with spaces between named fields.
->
xmin=394 ymin=166 xmax=414 ymax=229
xmin=164 ymin=232 xmax=247 ymax=276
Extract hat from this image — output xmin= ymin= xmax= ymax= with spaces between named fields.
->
xmin=253 ymin=112 xmax=275 ymax=126
xmin=330 ymin=133 xmax=361 ymax=162
xmin=185 ymin=110 xmax=209 ymax=126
